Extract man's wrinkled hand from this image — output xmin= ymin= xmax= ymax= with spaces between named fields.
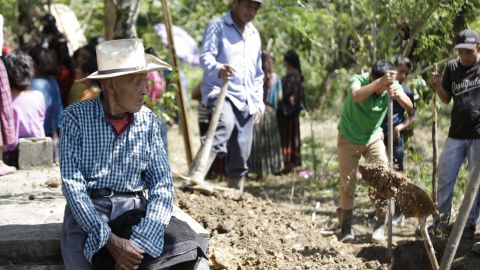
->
xmin=106 ymin=233 xmax=144 ymax=270
xmin=218 ymin=64 xmax=236 ymax=81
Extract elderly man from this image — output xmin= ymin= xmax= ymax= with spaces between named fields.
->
xmin=60 ymin=39 xmax=176 ymax=270
xmin=430 ymin=29 xmax=480 ymax=250
xmin=195 ymin=0 xmax=264 ymax=192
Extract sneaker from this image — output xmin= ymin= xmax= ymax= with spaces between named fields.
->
xmin=462 ymin=221 xmax=476 ymax=240
xmin=392 ymin=204 xmax=403 ymax=226
xmin=473 ymin=242 xmax=480 ymax=255
xmin=372 ymin=224 xmax=385 ymax=243
xmin=392 ymin=212 xmax=404 ymax=226
xmin=341 ymin=230 xmax=355 ymax=242
xmin=372 ymin=211 xmax=386 ymax=243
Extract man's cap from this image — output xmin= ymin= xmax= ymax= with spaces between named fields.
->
xmin=455 ymin=29 xmax=480 ymax=50
xmin=77 ymin=38 xmax=172 ymax=82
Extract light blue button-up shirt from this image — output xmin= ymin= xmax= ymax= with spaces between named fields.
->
xmin=200 ymin=11 xmax=264 ymax=114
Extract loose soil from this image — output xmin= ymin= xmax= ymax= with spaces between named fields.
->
xmin=169 ymin=110 xmax=480 ymax=270
xmin=175 ymin=180 xmax=480 ymax=270
xmin=175 ymin=187 xmax=388 ymax=270
xmin=359 ymin=164 xmax=438 ymax=219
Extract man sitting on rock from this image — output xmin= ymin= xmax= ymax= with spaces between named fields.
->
xmin=337 ymin=59 xmax=413 ymax=243
xmin=60 ymin=39 xmax=207 ymax=270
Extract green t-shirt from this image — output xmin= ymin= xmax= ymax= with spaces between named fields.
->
xmin=338 ymin=73 xmax=402 ymax=144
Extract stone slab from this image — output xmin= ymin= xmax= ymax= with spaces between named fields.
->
xmin=0 ymin=266 xmax=64 ymax=270
xmin=18 ymin=138 xmax=53 ymax=169
xmin=0 ymin=224 xmax=62 ymax=265
xmin=0 ymin=167 xmax=209 ymax=267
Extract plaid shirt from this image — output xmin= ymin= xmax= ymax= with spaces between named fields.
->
xmin=60 ymin=97 xmax=173 ymax=259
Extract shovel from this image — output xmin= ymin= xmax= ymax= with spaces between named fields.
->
xmin=180 ymin=80 xmax=230 ymax=195
xmin=359 ymin=164 xmax=439 ymax=270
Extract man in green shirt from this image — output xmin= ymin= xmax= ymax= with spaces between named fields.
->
xmin=337 ymin=60 xmax=413 ymax=242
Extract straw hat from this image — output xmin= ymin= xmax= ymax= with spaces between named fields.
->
xmin=79 ymin=38 xmax=171 ymax=81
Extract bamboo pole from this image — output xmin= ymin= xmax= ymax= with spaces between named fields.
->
xmin=432 ymin=63 xmax=438 ymax=206
xmin=161 ymin=0 xmax=194 ymax=166
xmin=439 ymin=161 xmax=480 ymax=269
xmin=408 ymin=56 xmax=455 ymax=80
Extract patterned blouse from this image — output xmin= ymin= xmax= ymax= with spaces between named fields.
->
xmin=281 ymin=71 xmax=304 ymax=115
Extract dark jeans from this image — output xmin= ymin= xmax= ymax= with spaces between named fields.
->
xmin=383 ymin=134 xmax=405 ymax=172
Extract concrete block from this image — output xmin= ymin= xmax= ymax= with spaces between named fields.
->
xmin=18 ymin=138 xmax=53 ymax=169
xmin=0 ymin=223 xmax=62 ymax=265
xmin=0 ymin=208 xmax=208 ymax=267
xmin=0 ymin=266 xmax=64 ymax=270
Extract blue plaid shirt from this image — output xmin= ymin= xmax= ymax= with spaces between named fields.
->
xmin=60 ymin=97 xmax=173 ymax=259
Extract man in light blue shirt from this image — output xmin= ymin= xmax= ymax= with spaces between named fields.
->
xmin=199 ymin=0 xmax=264 ymax=192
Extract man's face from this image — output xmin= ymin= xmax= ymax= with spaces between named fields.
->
xmin=111 ymin=73 xmax=147 ymax=113
xmin=458 ymin=46 xmax=480 ymax=67
xmin=396 ymin=64 xmax=410 ymax=83
xmin=232 ymin=0 xmax=261 ymax=26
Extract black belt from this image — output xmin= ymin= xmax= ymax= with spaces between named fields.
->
xmin=89 ymin=188 xmax=145 ymax=198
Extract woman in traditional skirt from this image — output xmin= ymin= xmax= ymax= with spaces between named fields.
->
xmin=278 ymin=50 xmax=304 ymax=174
xmin=248 ymin=51 xmax=283 ymax=179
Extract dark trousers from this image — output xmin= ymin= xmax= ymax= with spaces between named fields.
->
xmin=61 ymin=195 xmax=145 ymax=269
xmin=383 ymin=134 xmax=405 ymax=172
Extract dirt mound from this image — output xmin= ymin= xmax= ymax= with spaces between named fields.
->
xmin=175 ymin=188 xmax=388 ymax=270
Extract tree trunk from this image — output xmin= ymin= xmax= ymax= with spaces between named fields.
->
xmin=371 ymin=0 xmax=378 ymax=63
xmin=104 ymin=0 xmax=140 ymax=40
xmin=315 ymin=70 xmax=336 ymax=111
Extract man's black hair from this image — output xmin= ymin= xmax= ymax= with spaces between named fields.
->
xmin=371 ymin=59 xmax=395 ymax=80
xmin=394 ymin=56 xmax=412 ymax=70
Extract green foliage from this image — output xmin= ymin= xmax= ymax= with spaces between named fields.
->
xmin=6 ymin=0 xmax=480 ymax=115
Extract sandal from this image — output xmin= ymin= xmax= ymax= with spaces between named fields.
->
xmin=0 ymin=164 xmax=16 ymax=176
